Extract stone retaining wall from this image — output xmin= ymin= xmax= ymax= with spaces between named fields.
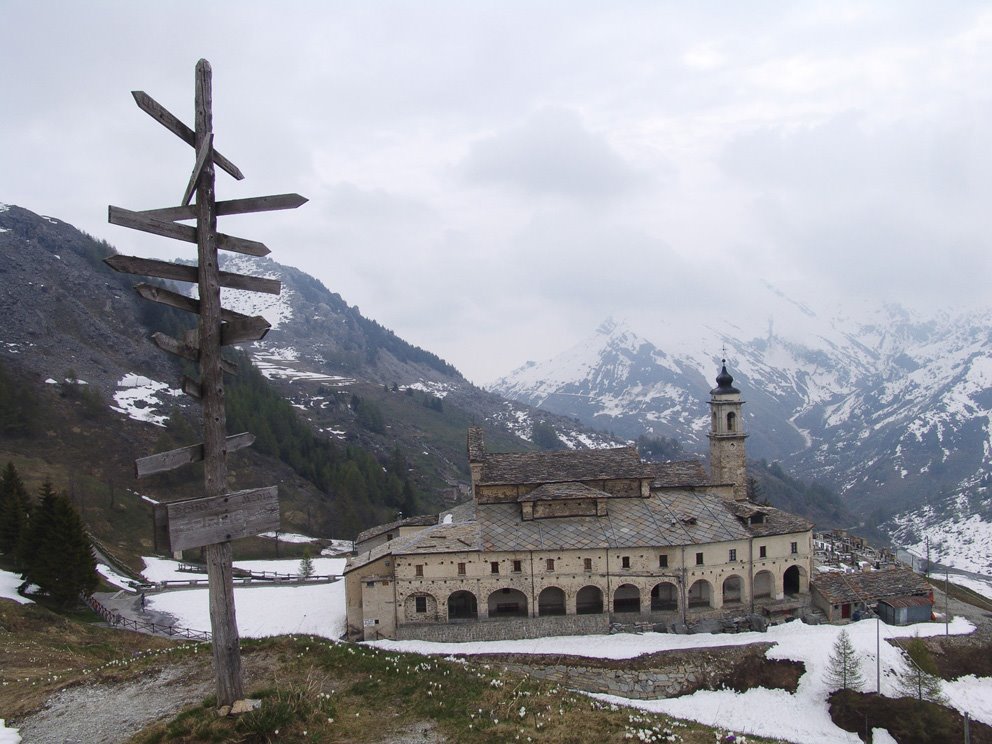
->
xmin=467 ymin=643 xmax=782 ymax=700
xmin=395 ymin=613 xmax=609 ymax=642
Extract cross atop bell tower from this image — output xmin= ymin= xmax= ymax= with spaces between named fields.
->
xmin=708 ymin=360 xmax=748 ymax=501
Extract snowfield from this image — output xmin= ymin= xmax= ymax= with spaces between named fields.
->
xmin=0 ymin=569 xmax=31 ymax=605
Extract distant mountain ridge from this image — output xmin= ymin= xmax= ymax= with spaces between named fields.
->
xmin=491 ymin=304 xmax=992 ymax=567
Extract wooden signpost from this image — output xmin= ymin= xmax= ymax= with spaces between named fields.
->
xmin=106 ymin=59 xmax=306 ymax=707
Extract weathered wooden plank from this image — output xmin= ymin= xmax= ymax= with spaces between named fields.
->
xmin=150 ymin=332 xmax=238 ymax=375
xmin=131 ymin=90 xmax=245 ymax=180
xmin=215 ymin=233 xmax=270 ymax=258
xmin=107 ymin=255 xmax=281 ymax=294
xmin=181 ymin=375 xmax=202 ymax=399
xmin=109 ymin=206 xmax=270 ymax=257
xmin=106 ymin=254 xmax=198 ymax=283
xmin=109 ymin=205 xmax=196 ymax=242
xmin=221 ymin=315 xmax=270 ymax=345
xmin=135 ymin=283 xmax=251 ymax=324
xmin=154 ymin=486 xmax=280 ymax=561
xmin=139 ymin=193 xmax=308 ymax=222
xmin=135 ymin=432 xmax=255 ymax=478
xmin=182 ymin=133 xmax=214 ymax=207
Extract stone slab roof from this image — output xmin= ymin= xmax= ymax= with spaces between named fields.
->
xmin=811 ymin=566 xmax=929 ymax=605
xmin=476 ymin=491 xmax=751 ymax=551
xmin=725 ymin=502 xmax=814 ymax=537
xmin=478 ymin=446 xmax=644 ymax=485
xmin=648 ymin=460 xmax=709 ymax=488
xmin=518 ymin=482 xmax=611 ymax=502
xmin=354 ymin=514 xmax=437 ymax=546
xmin=346 ymin=519 xmax=483 ymax=573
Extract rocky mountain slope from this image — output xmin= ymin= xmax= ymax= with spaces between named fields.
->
xmin=0 ymin=203 xmax=617 ymax=548
xmin=491 ymin=305 xmax=992 ymax=560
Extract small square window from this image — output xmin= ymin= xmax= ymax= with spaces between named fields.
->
xmin=759 ymin=545 xmax=767 ymax=559
xmin=621 ymin=556 xmax=630 ymax=569
xmin=658 ymin=554 xmax=668 ymax=568
xmin=415 ymin=596 xmax=427 ymax=613
xmin=490 ymin=561 xmax=499 ymax=574
xmin=415 ymin=564 xmax=423 ymax=577
xmin=546 ymin=558 xmax=555 ymax=571
xmin=457 ymin=562 xmax=466 ymax=576
xmin=728 ymin=549 xmax=737 ymax=562
xmin=512 ymin=560 xmax=522 ymax=573
xmin=695 ymin=552 xmax=704 ymax=566
xmin=583 ymin=558 xmax=592 ymax=571
xmin=790 ymin=541 xmax=798 ymax=555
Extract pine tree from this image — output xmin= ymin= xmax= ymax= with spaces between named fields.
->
xmin=825 ymin=629 xmax=864 ymax=691
xmin=897 ymin=636 xmax=946 ymax=704
xmin=298 ymin=546 xmax=315 ymax=579
xmin=23 ymin=481 xmax=98 ymax=607
xmin=0 ymin=462 xmax=32 ymax=568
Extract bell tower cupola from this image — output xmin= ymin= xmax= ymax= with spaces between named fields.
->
xmin=708 ymin=360 xmax=748 ymax=501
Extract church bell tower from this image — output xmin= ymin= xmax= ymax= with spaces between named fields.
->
xmin=708 ymin=360 xmax=748 ymax=501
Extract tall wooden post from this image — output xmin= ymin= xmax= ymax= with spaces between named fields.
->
xmin=104 ymin=58 xmax=306 ymax=709
xmin=194 ymin=60 xmax=243 ymax=706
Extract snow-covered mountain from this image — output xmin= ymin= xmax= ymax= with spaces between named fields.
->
xmin=490 ymin=303 xmax=992 ymax=560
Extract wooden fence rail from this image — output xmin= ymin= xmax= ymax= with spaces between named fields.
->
xmin=84 ymin=594 xmax=211 ymax=641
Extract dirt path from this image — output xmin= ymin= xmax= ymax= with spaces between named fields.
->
xmin=13 ymin=661 xmax=212 ymax=744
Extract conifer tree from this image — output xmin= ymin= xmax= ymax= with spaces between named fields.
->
xmin=298 ymin=546 xmax=315 ymax=579
xmin=0 ymin=462 xmax=32 ymax=567
xmin=897 ymin=636 xmax=946 ymax=704
xmin=23 ymin=480 xmax=98 ymax=607
xmin=825 ymin=629 xmax=864 ymax=691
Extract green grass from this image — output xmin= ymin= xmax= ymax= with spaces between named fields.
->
xmin=132 ymin=636 xmax=784 ymax=744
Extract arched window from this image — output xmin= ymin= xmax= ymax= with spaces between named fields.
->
xmin=727 ymin=411 xmax=736 ymax=432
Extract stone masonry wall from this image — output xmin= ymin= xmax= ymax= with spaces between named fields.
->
xmin=470 ymin=643 xmax=781 ymax=700
xmin=395 ymin=613 xmax=609 ymax=642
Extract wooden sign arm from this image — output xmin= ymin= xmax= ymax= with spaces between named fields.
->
xmin=131 ymin=90 xmax=244 ymax=180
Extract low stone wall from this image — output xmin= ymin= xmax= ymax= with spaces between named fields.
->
xmin=395 ymin=613 xmax=609 ymax=642
xmin=467 ymin=643 xmax=793 ymax=700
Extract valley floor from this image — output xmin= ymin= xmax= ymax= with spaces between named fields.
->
xmin=2 ymin=558 xmax=991 ymax=744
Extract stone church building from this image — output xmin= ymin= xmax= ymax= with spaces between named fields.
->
xmin=344 ymin=364 xmax=813 ymax=642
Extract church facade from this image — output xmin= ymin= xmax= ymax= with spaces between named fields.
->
xmin=344 ymin=364 xmax=814 ymax=642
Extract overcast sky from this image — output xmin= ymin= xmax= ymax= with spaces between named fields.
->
xmin=3 ymin=2 xmax=991 ymax=383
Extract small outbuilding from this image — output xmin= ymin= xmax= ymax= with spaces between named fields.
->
xmin=810 ymin=565 xmax=931 ymax=623
xmin=876 ymin=595 xmax=934 ymax=626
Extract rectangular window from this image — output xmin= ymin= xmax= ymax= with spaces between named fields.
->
xmin=658 ymin=554 xmax=668 ymax=568
xmin=490 ymin=561 xmax=499 ymax=574
xmin=759 ymin=545 xmax=767 ymax=558
xmin=512 ymin=560 xmax=522 ymax=573
xmin=728 ymin=549 xmax=737 ymax=562
xmin=791 ymin=541 xmax=798 ymax=555
xmin=457 ymin=562 xmax=466 ymax=576
xmin=415 ymin=596 xmax=427 ymax=613
xmin=621 ymin=556 xmax=630 ymax=569
xmin=584 ymin=557 xmax=592 ymax=571
xmin=695 ymin=552 xmax=704 ymax=566
xmin=546 ymin=558 xmax=555 ymax=571
xmin=415 ymin=564 xmax=423 ymax=577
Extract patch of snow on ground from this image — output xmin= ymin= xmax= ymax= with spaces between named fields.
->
xmin=110 ymin=373 xmax=182 ymax=427
xmin=0 ymin=719 xmax=21 ymax=744
xmin=404 ymin=381 xmax=453 ymax=399
xmin=97 ymin=563 xmax=136 ymax=591
xmin=371 ymin=617 xmax=978 ymax=744
xmin=258 ymin=531 xmax=318 ymax=544
xmin=0 ymin=569 xmax=31 ymax=605
xmin=147 ymin=581 xmax=346 ymax=639
xmin=945 ymin=675 xmax=992 ymax=726
xmin=252 ymin=348 xmax=355 ymax=384
xmin=141 ymin=556 xmax=344 ymax=582
xmin=321 ymin=539 xmax=354 ymax=556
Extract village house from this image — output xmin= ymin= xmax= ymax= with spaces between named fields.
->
xmin=344 ymin=364 xmax=815 ymax=642
xmin=810 ymin=565 xmax=932 ymax=623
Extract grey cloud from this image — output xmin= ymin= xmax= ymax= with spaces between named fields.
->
xmin=459 ymin=107 xmax=651 ymax=200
